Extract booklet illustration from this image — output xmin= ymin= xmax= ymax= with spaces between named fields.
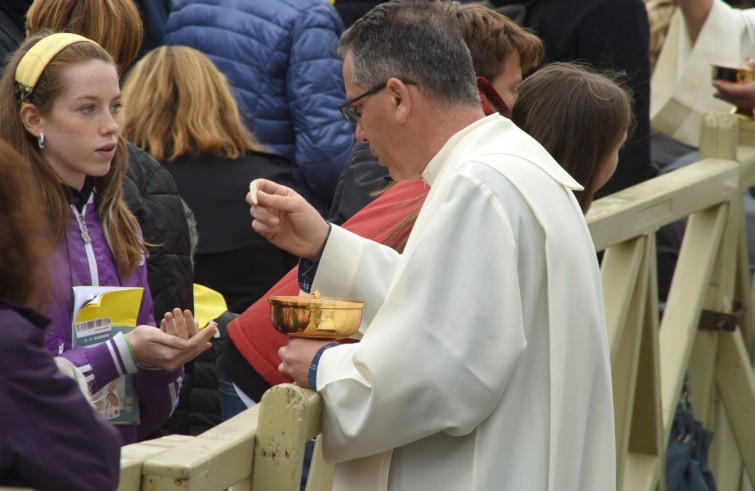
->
xmin=72 ymin=286 xmax=144 ymax=425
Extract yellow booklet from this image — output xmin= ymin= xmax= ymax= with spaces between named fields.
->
xmin=72 ymin=286 xmax=144 ymax=425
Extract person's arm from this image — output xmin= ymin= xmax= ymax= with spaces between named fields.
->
xmin=281 ymin=170 xmax=528 ymax=462
xmin=287 ymin=3 xmax=353 ymax=211
xmin=1 ymin=315 xmax=120 ymax=491
xmin=678 ymin=0 xmax=714 ymax=43
xmin=59 ymin=266 xmax=215 ymax=440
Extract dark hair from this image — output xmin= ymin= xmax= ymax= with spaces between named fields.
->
xmin=512 ymin=62 xmax=634 ymax=212
xmin=338 ymin=0 xmax=479 ymax=108
xmin=0 ymin=138 xmax=49 ymax=304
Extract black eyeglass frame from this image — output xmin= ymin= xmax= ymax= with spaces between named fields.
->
xmin=339 ymin=79 xmax=417 ymax=125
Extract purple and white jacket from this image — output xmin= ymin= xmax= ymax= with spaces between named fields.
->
xmin=42 ymin=191 xmax=183 ymax=444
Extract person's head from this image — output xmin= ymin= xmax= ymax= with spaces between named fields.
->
xmin=437 ymin=1 xmax=543 ymax=113
xmin=121 ymin=45 xmax=263 ymax=162
xmin=26 ymin=0 xmax=144 ymax=72
xmin=0 ymin=32 xmax=143 ymax=275
xmin=0 ymin=138 xmax=48 ymax=305
xmin=511 ymin=62 xmax=633 ymax=212
xmin=106 ymin=392 xmax=119 ymax=406
xmin=337 ymin=0 xmax=482 ymax=179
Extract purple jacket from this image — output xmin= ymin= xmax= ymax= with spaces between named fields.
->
xmin=0 ymin=301 xmax=120 ymax=490
xmin=42 ymin=193 xmax=184 ymax=444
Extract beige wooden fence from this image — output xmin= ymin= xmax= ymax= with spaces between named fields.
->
xmin=589 ymin=112 xmax=755 ymax=491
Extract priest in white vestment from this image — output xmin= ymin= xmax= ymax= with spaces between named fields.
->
xmin=248 ymin=2 xmax=615 ymax=490
xmin=652 ymin=0 xmax=755 ymax=147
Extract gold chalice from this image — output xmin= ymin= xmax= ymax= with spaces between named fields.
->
xmin=269 ymin=290 xmax=364 ymax=339
xmin=712 ymin=63 xmax=755 ymax=118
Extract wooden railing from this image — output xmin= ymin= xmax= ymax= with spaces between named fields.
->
xmin=588 ymin=112 xmax=755 ymax=491
xmin=116 ymin=384 xmax=333 ymax=491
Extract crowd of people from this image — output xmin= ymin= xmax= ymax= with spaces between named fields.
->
xmin=1 ymin=0 xmax=752 ymax=489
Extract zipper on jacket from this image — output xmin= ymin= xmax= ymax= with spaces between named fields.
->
xmin=72 ymin=196 xmax=99 ymax=286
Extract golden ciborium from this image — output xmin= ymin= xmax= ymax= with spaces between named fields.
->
xmin=712 ymin=63 xmax=755 ymax=118
xmin=269 ymin=290 xmax=364 ymax=339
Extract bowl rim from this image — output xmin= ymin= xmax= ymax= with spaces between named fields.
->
xmin=268 ymin=295 xmax=365 ymax=309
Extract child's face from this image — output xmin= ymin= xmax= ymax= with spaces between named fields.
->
xmin=491 ymin=51 xmax=523 ymax=117
xmin=37 ymin=59 xmax=121 ymax=190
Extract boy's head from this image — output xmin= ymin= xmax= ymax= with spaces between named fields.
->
xmin=437 ymin=1 xmax=544 ymax=111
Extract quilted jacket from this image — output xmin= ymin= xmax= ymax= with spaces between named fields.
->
xmin=165 ymin=0 xmax=353 ymax=214
xmin=0 ymin=0 xmax=30 ymax=69
xmin=124 ymin=142 xmax=194 ymax=318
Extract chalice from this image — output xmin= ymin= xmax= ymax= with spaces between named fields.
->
xmin=269 ymin=290 xmax=364 ymax=339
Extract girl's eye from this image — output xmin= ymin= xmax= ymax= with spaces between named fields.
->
xmin=111 ymin=103 xmax=122 ymax=114
xmin=81 ymin=105 xmax=94 ymax=113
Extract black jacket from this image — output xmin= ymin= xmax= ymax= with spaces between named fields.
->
xmin=123 ymin=143 xmax=194 ymax=317
xmin=327 ymin=141 xmax=391 ymax=225
xmin=0 ymin=0 xmax=31 ymax=69
xmin=163 ymin=151 xmax=299 ymax=314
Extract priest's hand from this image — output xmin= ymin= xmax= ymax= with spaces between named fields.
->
xmin=248 ymin=178 xmax=330 ymax=260
xmin=713 ymin=79 xmax=755 ymax=113
xmin=713 ymin=60 xmax=755 ymax=114
xmin=278 ymin=338 xmax=333 ymax=388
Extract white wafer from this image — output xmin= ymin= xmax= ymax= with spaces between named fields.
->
xmin=249 ymin=181 xmax=258 ymax=205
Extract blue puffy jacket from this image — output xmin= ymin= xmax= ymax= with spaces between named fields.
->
xmin=165 ymin=0 xmax=353 ymax=214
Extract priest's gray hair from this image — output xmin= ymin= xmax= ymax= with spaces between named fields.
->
xmin=338 ymin=0 xmax=479 ymax=109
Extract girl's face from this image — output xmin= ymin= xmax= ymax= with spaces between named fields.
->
xmin=38 ymin=60 xmax=121 ymax=190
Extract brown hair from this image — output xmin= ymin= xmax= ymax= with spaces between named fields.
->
xmin=26 ymin=0 xmax=144 ymax=71
xmin=512 ymin=62 xmax=634 ymax=212
xmin=437 ymin=1 xmax=544 ymax=80
xmin=0 ymin=138 xmax=49 ymax=304
xmin=121 ymin=46 xmax=263 ymax=162
xmin=0 ymin=34 xmax=145 ymax=276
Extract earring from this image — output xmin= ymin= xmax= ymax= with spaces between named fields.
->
xmin=37 ymin=132 xmax=45 ymax=149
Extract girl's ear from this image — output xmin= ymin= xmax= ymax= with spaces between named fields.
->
xmin=19 ymin=104 xmax=43 ymax=138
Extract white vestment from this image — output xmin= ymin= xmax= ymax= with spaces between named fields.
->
xmin=652 ymin=0 xmax=755 ymax=146
xmin=312 ymin=115 xmax=615 ymax=491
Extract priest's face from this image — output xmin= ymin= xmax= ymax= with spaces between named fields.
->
xmin=342 ymin=53 xmax=409 ymax=179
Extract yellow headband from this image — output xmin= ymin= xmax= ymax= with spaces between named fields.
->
xmin=15 ymin=33 xmax=98 ymax=104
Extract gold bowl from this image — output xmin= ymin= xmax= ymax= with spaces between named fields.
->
xmin=712 ymin=63 xmax=755 ymax=83
xmin=712 ymin=63 xmax=755 ymax=117
xmin=269 ymin=291 xmax=364 ymax=339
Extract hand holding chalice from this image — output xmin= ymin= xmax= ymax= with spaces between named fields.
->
xmin=712 ymin=62 xmax=755 ymax=118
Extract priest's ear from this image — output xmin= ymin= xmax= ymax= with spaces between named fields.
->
xmin=386 ymin=77 xmax=413 ymax=124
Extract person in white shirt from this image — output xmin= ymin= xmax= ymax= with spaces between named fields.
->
xmin=248 ymin=1 xmax=615 ymax=489
xmin=652 ymin=0 xmax=755 ymax=150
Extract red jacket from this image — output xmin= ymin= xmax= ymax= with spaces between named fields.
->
xmin=227 ymin=180 xmax=429 ymax=386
